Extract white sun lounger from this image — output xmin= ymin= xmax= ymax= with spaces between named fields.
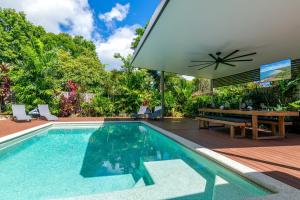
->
xmin=38 ymin=104 xmax=58 ymax=121
xmin=12 ymin=104 xmax=32 ymax=121
xmin=132 ymin=106 xmax=149 ymax=119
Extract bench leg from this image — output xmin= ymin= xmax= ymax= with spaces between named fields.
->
xmin=204 ymin=121 xmax=209 ymax=129
xmin=230 ymin=126 xmax=235 ymax=138
xmin=278 ymin=116 xmax=285 ymax=138
xmin=241 ymin=127 xmax=246 ymax=137
xmin=198 ymin=120 xmax=203 ymax=129
xmin=252 ymin=115 xmax=258 ymax=139
xmin=198 ymin=120 xmax=209 ymax=129
xmin=271 ymin=124 xmax=276 ymax=135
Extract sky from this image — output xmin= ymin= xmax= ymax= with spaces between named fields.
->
xmin=0 ymin=0 xmax=160 ymax=70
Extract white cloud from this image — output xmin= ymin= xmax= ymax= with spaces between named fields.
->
xmin=0 ymin=0 xmax=139 ymax=70
xmin=99 ymin=3 xmax=130 ymax=28
xmin=0 ymin=0 xmax=94 ymax=39
xmin=96 ymin=25 xmax=139 ymax=70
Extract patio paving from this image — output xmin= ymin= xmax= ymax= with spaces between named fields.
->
xmin=1 ymin=117 xmax=300 ymax=189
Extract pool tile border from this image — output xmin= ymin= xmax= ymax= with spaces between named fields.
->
xmin=0 ymin=122 xmax=53 ymax=150
xmin=1 ymin=121 xmax=299 ymax=200
xmin=141 ymin=121 xmax=300 ymax=200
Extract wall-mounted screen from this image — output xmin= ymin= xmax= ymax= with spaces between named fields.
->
xmin=260 ymin=59 xmax=292 ymax=82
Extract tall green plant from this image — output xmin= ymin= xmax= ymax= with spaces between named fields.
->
xmin=0 ymin=63 xmax=10 ymax=112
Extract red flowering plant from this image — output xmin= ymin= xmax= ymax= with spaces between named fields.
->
xmin=0 ymin=63 xmax=10 ymax=112
xmin=59 ymin=80 xmax=79 ymax=116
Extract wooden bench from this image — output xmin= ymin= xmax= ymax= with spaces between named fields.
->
xmin=199 ymin=108 xmax=299 ymax=139
xmin=197 ymin=116 xmax=251 ymax=138
xmin=258 ymin=119 xmax=293 ymax=136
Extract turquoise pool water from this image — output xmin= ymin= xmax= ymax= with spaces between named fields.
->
xmin=0 ymin=122 xmax=271 ymax=199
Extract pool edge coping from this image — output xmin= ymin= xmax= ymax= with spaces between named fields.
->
xmin=1 ymin=120 xmax=299 ymax=200
xmin=0 ymin=122 xmax=53 ymax=145
xmin=141 ymin=121 xmax=300 ymax=200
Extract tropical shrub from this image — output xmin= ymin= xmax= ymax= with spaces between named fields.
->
xmin=213 ymin=85 xmax=246 ymax=109
xmin=59 ymin=80 xmax=79 ymax=117
xmin=90 ymin=95 xmax=114 ymax=116
xmin=184 ymin=95 xmax=213 ymax=117
xmin=0 ymin=63 xmax=10 ymax=112
xmin=289 ymin=100 xmax=300 ymax=110
xmin=1 ymin=8 xmax=300 ymax=118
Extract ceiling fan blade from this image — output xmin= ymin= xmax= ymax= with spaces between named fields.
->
xmin=188 ymin=64 xmax=205 ymax=68
xmin=225 ymin=59 xmax=253 ymax=62
xmin=198 ymin=63 xmax=215 ymax=70
xmin=188 ymin=62 xmax=214 ymax=67
xmin=209 ymin=53 xmax=217 ymax=60
xmin=223 ymin=62 xmax=236 ymax=67
xmin=226 ymin=52 xmax=257 ymax=60
xmin=222 ymin=50 xmax=239 ymax=60
xmin=214 ymin=63 xmax=220 ymax=70
xmin=191 ymin=60 xmax=214 ymax=63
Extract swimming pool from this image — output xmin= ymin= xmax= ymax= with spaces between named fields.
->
xmin=0 ymin=122 xmax=274 ymax=199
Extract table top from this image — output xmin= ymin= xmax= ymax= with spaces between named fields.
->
xmin=199 ymin=108 xmax=299 ymax=117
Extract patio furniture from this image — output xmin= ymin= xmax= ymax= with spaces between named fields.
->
xmin=199 ymin=108 xmax=299 ymax=139
xmin=258 ymin=117 xmax=293 ymax=134
xmin=38 ymin=104 xmax=58 ymax=121
xmin=197 ymin=115 xmax=251 ymax=138
xmin=148 ymin=106 xmax=162 ymax=120
xmin=12 ymin=104 xmax=32 ymax=122
xmin=29 ymin=108 xmax=40 ymax=119
xmin=132 ymin=106 xmax=150 ymax=119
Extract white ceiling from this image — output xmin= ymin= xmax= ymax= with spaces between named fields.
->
xmin=132 ymin=0 xmax=300 ymax=79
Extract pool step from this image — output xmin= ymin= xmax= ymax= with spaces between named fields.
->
xmin=48 ymin=174 xmax=136 ymax=199
xmin=213 ymin=175 xmax=258 ymax=200
xmin=57 ymin=159 xmax=207 ymax=200
xmin=78 ymin=174 xmax=136 ymax=192
xmin=134 ymin=178 xmax=146 ymax=188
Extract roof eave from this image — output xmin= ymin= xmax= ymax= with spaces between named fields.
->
xmin=131 ymin=0 xmax=170 ymax=66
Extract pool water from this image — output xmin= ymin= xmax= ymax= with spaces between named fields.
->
xmin=0 ymin=122 xmax=271 ymax=199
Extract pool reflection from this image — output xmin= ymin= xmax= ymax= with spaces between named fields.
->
xmin=80 ymin=123 xmax=268 ymax=199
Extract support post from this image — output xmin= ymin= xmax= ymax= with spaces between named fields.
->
xmin=210 ymin=79 xmax=214 ymax=93
xmin=160 ymin=71 xmax=165 ymax=119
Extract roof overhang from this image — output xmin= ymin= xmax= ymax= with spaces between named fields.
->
xmin=132 ymin=0 xmax=300 ymax=79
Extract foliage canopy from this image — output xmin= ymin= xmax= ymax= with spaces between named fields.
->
xmin=0 ymin=8 xmax=299 ymax=117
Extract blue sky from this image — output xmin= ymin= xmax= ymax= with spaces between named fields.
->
xmin=0 ymin=0 xmax=160 ymax=70
xmin=90 ymin=0 xmax=159 ymax=39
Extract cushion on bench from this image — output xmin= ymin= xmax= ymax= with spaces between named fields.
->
xmin=258 ymin=116 xmax=293 ymax=122
xmin=201 ymin=115 xmax=251 ymax=123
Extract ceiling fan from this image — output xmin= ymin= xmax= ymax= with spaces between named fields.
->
xmin=188 ymin=50 xmax=257 ymax=70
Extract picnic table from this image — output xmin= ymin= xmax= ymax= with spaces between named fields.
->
xmin=199 ymin=108 xmax=299 ymax=139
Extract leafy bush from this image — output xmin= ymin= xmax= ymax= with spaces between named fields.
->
xmin=2 ymin=8 xmax=300 ymax=118
xmin=289 ymin=100 xmax=300 ymax=110
xmin=87 ymin=95 xmax=114 ymax=117
xmin=0 ymin=63 xmax=10 ymax=112
xmin=184 ymin=95 xmax=212 ymax=117
xmin=59 ymin=80 xmax=79 ymax=117
xmin=213 ymin=85 xmax=246 ymax=109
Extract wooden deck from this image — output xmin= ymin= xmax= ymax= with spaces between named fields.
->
xmin=1 ymin=117 xmax=300 ymax=189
